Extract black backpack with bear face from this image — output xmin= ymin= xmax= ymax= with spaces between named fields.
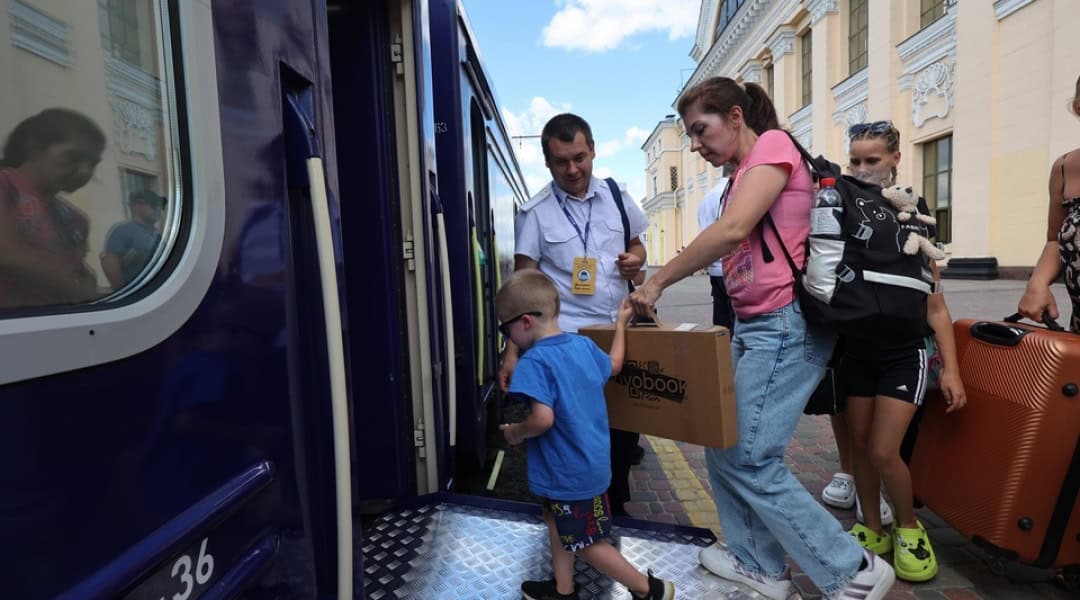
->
xmin=763 ymin=132 xmax=936 ymax=342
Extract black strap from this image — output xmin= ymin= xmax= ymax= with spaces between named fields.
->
xmin=606 ymin=177 xmax=636 ymax=293
xmin=762 ymin=213 xmax=801 ymax=278
xmin=1063 ymin=151 xmax=1070 ymax=195
xmin=715 ymin=177 xmax=733 ymax=221
xmin=781 ymin=130 xmax=821 ymax=179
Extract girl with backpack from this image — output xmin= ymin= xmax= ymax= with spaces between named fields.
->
xmin=837 ymin=120 xmax=967 ymax=583
xmin=629 ymin=77 xmax=896 ymax=600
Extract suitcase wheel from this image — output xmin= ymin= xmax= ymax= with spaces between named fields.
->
xmin=988 ymin=556 xmax=1008 ymax=576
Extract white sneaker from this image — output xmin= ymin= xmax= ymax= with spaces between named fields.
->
xmin=699 ymin=544 xmax=795 ymax=600
xmin=828 ymin=549 xmax=896 ymax=600
xmin=855 ymin=492 xmax=894 ymax=526
xmin=821 ymin=473 xmax=856 ymax=509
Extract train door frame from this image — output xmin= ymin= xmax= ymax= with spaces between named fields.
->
xmin=388 ymin=0 xmax=442 ymax=494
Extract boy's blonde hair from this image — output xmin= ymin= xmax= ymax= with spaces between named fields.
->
xmin=495 ymin=269 xmax=560 ymax=320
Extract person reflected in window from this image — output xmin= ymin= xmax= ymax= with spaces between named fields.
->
xmin=0 ymin=108 xmax=105 ymax=310
xmin=101 ymin=190 xmax=163 ymax=290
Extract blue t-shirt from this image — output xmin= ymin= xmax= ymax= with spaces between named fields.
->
xmin=104 ymin=220 xmax=160 ymax=284
xmin=508 ymin=332 xmax=612 ymax=500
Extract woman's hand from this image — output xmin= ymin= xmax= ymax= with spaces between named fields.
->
xmin=629 ymin=278 xmax=662 ymax=316
xmin=630 ymin=280 xmax=660 ymax=319
xmin=939 ymin=369 xmax=967 ymax=413
xmin=1018 ymin=283 xmax=1059 ymax=322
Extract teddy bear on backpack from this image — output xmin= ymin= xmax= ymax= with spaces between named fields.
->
xmin=881 ymin=184 xmax=947 ymax=261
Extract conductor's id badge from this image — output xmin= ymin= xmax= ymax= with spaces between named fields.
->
xmin=571 ymin=256 xmax=597 ymax=295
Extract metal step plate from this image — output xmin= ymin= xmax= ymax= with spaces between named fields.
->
xmin=360 ymin=499 xmax=767 ymax=599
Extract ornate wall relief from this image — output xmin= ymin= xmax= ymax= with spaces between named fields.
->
xmin=911 ymin=62 xmax=954 ymax=128
xmin=897 ymin=4 xmax=957 ymax=129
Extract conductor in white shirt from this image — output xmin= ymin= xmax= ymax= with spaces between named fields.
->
xmin=696 ymin=176 xmax=734 ymax=330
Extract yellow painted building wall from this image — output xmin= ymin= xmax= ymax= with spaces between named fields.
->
xmin=643 ymin=0 xmax=1080 ymax=273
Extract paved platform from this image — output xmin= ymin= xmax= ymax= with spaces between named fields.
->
xmin=620 ymin=275 xmax=1076 ymax=599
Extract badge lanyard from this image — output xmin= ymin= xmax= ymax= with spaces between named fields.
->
xmin=555 ymin=185 xmax=593 ymax=254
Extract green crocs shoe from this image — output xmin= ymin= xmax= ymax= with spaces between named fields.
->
xmin=848 ymin=523 xmax=892 ymax=555
xmin=893 ymin=521 xmax=938 ymax=582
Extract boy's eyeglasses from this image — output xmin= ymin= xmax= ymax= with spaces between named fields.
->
xmin=848 ymin=120 xmax=894 ymax=138
xmin=498 ymin=311 xmax=542 ymax=337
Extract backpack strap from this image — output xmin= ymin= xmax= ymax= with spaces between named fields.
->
xmin=606 ymin=177 xmax=635 ymax=293
xmin=781 ymin=129 xmax=843 ymax=182
xmin=782 ymin=130 xmax=817 ymax=173
xmin=762 ymin=212 xmax=801 ymax=278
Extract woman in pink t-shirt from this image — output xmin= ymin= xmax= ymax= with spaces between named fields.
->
xmin=0 ymin=109 xmax=104 ymax=310
xmin=630 ymin=77 xmax=895 ymax=600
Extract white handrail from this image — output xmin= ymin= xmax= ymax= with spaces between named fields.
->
xmin=435 ymin=213 xmax=457 ymax=448
xmin=306 ymin=157 xmax=353 ymax=600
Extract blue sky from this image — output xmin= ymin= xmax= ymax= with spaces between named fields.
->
xmin=460 ymin=0 xmax=701 ymax=204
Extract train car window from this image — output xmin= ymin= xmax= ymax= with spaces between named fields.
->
xmin=488 ymin=160 xmax=516 ymax=284
xmin=0 ymin=1 xmax=226 ymax=386
xmin=0 ymin=0 xmax=180 ymax=316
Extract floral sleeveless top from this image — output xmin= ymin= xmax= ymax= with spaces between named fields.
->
xmin=1057 ymin=154 xmax=1080 ymax=333
xmin=0 ymin=168 xmax=91 ymax=309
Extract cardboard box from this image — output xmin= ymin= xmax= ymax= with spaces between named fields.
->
xmin=580 ymin=322 xmax=737 ymax=448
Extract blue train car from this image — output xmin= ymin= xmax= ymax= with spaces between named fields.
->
xmin=0 ymin=1 xmax=724 ymax=598
xmin=429 ymin=0 xmax=524 ymax=471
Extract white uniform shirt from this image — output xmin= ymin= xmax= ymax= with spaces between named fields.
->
xmin=696 ymin=178 xmax=730 ymax=277
xmin=515 ymin=176 xmax=648 ymax=333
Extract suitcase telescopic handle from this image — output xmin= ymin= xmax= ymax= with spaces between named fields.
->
xmin=1004 ymin=312 xmax=1066 ymax=332
xmin=971 ymin=321 xmax=1026 ymax=346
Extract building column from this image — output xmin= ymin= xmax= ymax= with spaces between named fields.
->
xmin=807 ymin=0 xmax=841 ymax=156
xmin=767 ymin=27 xmax=797 ymax=121
xmin=951 ymin=0 xmax=994 ymax=260
xmin=865 ymin=0 xmax=898 ymax=120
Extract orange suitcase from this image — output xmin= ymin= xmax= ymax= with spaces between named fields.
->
xmin=910 ymin=314 xmax=1080 ymax=581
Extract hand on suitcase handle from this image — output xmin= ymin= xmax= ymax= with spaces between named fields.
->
xmin=1004 ymin=311 xmax=1065 ymax=332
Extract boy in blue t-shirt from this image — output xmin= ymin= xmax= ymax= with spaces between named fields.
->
xmin=497 ymin=269 xmax=675 ymax=600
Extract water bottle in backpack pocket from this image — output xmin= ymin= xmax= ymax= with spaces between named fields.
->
xmin=806 ymin=177 xmax=845 ymax=304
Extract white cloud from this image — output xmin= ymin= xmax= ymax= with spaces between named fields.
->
xmin=595 ymin=126 xmax=653 ymax=159
xmin=595 ymin=139 xmax=623 ymax=159
xmin=624 ymin=126 xmax=650 ymax=147
xmin=501 ymin=97 xmax=570 ymax=140
xmin=593 ymin=166 xmax=614 ymax=179
xmin=542 ymin=0 xmax=700 ymax=53
xmin=502 ymin=97 xmax=571 ymax=190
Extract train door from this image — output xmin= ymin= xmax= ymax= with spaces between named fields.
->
xmin=467 ymin=100 xmax=499 ymax=452
xmin=329 ymin=0 xmax=449 ymax=501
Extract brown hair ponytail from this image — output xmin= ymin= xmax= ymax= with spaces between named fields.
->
xmin=677 ymin=77 xmax=780 ymax=135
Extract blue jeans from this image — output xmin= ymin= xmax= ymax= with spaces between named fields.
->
xmin=706 ymin=300 xmax=863 ymax=595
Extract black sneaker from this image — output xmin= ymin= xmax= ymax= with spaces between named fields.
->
xmin=629 ymin=570 xmax=675 ymax=600
xmin=631 ymin=444 xmax=646 ymax=465
xmin=521 ymin=578 xmax=578 ymax=600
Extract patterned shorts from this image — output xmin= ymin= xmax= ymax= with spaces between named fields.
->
xmin=544 ymin=494 xmax=614 ymax=553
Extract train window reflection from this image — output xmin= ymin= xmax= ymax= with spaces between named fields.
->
xmin=0 ymin=0 xmax=178 ymax=315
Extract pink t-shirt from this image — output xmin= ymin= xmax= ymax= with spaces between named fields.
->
xmin=722 ymin=130 xmax=813 ymax=318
